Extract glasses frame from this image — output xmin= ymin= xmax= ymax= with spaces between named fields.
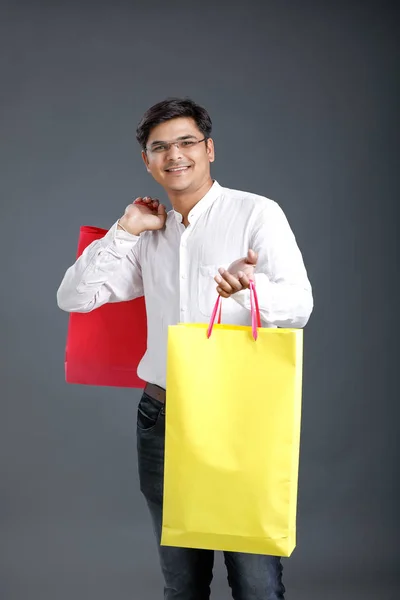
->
xmin=145 ymin=137 xmax=207 ymax=155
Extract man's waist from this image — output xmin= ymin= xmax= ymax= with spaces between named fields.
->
xmin=144 ymin=382 xmax=166 ymax=404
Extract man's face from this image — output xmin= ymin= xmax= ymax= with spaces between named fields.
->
xmin=142 ymin=117 xmax=215 ymax=193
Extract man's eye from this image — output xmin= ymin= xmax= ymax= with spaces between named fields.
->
xmin=153 ymin=145 xmax=166 ymax=152
xmin=181 ymin=141 xmax=195 ymax=146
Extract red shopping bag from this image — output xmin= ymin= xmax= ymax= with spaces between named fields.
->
xmin=64 ymin=226 xmax=147 ymax=388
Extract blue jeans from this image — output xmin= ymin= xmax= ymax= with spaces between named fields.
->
xmin=137 ymin=392 xmax=286 ymax=600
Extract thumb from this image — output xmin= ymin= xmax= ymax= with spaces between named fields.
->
xmin=157 ymin=203 xmax=167 ymax=227
xmin=158 ymin=203 xmax=167 ymax=217
xmin=245 ymin=249 xmax=258 ymax=265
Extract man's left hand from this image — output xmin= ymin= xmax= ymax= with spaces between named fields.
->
xmin=214 ymin=250 xmax=258 ymax=298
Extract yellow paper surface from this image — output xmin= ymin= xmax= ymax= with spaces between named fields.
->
xmin=162 ymin=323 xmax=303 ymax=556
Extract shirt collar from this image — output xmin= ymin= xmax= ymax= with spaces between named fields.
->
xmin=173 ymin=180 xmax=222 ymax=224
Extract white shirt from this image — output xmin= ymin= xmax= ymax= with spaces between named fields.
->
xmin=57 ymin=181 xmax=313 ymax=388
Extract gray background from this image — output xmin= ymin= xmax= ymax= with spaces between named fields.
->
xmin=1 ymin=1 xmax=398 ymax=598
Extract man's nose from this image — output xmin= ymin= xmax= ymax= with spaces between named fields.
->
xmin=165 ymin=143 xmax=182 ymax=160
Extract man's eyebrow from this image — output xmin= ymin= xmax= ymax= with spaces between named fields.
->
xmin=149 ymin=135 xmax=197 ymax=146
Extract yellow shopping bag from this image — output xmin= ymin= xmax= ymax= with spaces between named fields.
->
xmin=161 ymin=281 xmax=303 ymax=557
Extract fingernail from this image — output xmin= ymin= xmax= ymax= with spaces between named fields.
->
xmin=215 ymin=275 xmax=222 ymax=283
xmin=218 ymin=268 xmax=225 ymax=275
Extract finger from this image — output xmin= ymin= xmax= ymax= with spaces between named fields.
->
xmin=133 ymin=197 xmax=159 ymax=211
xmin=137 ymin=196 xmax=153 ymax=205
xmin=237 ymin=271 xmax=251 ymax=288
xmin=218 ymin=269 xmax=243 ymax=292
xmin=214 ymin=274 xmax=234 ymax=294
xmin=157 ymin=203 xmax=167 ymax=215
xmin=215 ymin=274 xmax=241 ymax=294
xmin=132 ymin=199 xmax=149 ymax=209
xmin=245 ymin=249 xmax=258 ymax=265
xmin=216 ymin=286 xmax=230 ymax=298
xmin=146 ymin=198 xmax=160 ymax=212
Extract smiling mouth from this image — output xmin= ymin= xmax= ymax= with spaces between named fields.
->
xmin=165 ymin=166 xmax=191 ymax=173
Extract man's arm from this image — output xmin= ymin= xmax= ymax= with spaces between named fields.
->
xmin=57 ymin=222 xmax=144 ymax=313
xmin=57 ymin=195 xmax=167 ymax=313
xmin=216 ymin=201 xmax=313 ymax=328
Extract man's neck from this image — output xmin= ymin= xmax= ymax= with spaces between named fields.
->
xmin=168 ymin=178 xmax=214 ymax=226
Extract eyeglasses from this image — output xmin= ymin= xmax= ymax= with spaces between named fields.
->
xmin=146 ymin=137 xmax=207 ymax=154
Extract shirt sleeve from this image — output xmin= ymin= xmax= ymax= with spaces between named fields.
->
xmin=232 ymin=201 xmax=313 ymax=328
xmin=57 ymin=221 xmax=144 ymax=313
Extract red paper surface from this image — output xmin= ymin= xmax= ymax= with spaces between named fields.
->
xmin=64 ymin=226 xmax=147 ymax=388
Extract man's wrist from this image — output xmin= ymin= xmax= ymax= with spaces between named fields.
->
xmin=117 ymin=218 xmax=143 ymax=236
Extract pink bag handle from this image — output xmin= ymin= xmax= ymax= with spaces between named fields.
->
xmin=207 ymin=280 xmax=261 ymax=340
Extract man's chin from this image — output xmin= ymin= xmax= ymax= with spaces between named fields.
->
xmin=165 ymin=180 xmax=193 ymax=193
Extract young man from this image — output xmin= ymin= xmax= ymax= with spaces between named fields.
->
xmin=57 ymin=97 xmax=313 ymax=599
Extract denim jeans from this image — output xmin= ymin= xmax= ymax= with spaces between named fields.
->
xmin=137 ymin=391 xmax=286 ymax=600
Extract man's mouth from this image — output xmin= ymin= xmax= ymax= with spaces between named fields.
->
xmin=165 ymin=165 xmax=191 ymax=173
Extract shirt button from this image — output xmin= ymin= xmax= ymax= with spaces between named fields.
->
xmin=181 ymin=273 xmax=187 ymax=279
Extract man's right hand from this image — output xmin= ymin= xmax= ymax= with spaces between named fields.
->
xmin=118 ymin=197 xmax=167 ymax=235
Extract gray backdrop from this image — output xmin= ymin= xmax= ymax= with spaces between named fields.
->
xmin=1 ymin=1 xmax=398 ymax=599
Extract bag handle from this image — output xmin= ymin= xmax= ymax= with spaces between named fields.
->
xmin=207 ymin=280 xmax=261 ymax=340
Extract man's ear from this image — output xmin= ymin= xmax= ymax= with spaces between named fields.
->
xmin=207 ymin=138 xmax=215 ymax=163
xmin=142 ymin=150 xmax=151 ymax=173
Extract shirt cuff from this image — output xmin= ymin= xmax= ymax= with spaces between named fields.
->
xmin=93 ymin=221 xmax=141 ymax=257
xmin=231 ymin=287 xmax=250 ymax=308
xmin=231 ymin=274 xmax=272 ymax=320
xmin=101 ymin=220 xmax=141 ymax=243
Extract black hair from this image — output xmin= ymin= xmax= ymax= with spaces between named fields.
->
xmin=136 ymin=97 xmax=212 ymax=150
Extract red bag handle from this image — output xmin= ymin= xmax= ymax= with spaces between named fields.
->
xmin=207 ymin=280 xmax=261 ymax=340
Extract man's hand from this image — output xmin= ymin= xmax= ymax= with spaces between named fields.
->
xmin=118 ymin=196 xmax=167 ymax=235
xmin=214 ymin=249 xmax=258 ymax=298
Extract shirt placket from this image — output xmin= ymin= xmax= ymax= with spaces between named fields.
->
xmin=179 ymin=225 xmax=191 ymax=322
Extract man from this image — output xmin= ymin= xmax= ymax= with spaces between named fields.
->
xmin=57 ymin=97 xmax=313 ymax=599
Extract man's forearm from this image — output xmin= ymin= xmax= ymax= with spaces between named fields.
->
xmin=57 ymin=221 xmax=143 ymax=313
xmin=232 ymin=273 xmax=313 ymax=328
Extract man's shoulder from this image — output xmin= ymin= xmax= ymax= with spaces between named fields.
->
xmin=219 ymin=185 xmax=280 ymax=211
